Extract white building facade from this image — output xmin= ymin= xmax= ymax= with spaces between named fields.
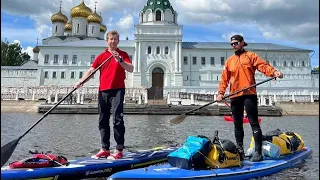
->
xmin=1 ymin=0 xmax=319 ymax=101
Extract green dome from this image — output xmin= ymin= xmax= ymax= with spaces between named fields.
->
xmin=143 ymin=0 xmax=174 ymax=12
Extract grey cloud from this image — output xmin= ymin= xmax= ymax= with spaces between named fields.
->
xmin=1 ymin=0 xmax=57 ymax=16
xmin=172 ymin=0 xmax=319 ymax=45
xmin=1 ymin=0 xmax=318 ymax=45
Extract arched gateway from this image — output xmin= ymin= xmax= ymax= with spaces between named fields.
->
xmin=148 ymin=67 xmax=164 ymax=99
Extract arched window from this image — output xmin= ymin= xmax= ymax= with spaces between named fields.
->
xmin=92 ymin=26 xmax=94 ymax=33
xmin=156 ymin=10 xmax=161 ymax=21
xmin=273 ymin=61 xmax=277 ymax=66
xmin=302 ymin=61 xmax=305 ymax=67
xmin=283 ymin=61 xmax=287 ymax=66
xmin=77 ymin=24 xmax=79 ymax=33
xmin=55 ymin=26 xmax=58 ymax=33
xmin=156 ymin=46 xmax=160 ymax=54
xmin=165 ymin=46 xmax=169 ymax=54
xmin=147 ymin=46 xmax=151 ymax=54
xmin=291 ymin=61 xmax=294 ymax=66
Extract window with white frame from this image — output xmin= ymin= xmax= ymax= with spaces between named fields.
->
xmin=71 ymin=71 xmax=75 ymax=79
xmin=165 ymin=46 xmax=169 ymax=54
xmin=156 ymin=10 xmax=161 ymax=21
xmin=61 ymin=72 xmax=65 ymax=79
xmin=54 ymin=55 xmax=58 ymax=64
xmin=44 ymin=71 xmax=49 ymax=78
xmin=193 ymin=57 xmax=197 ymax=65
xmin=147 ymin=46 xmax=151 ymax=54
xmin=210 ymin=57 xmax=215 ymax=65
xmin=183 ymin=56 xmax=188 ymax=65
xmin=220 ymin=57 xmax=225 ymax=65
xmin=44 ymin=54 xmax=49 ymax=64
xmin=52 ymin=71 xmax=57 ymax=78
xmin=91 ymin=55 xmax=95 ymax=64
xmin=156 ymin=46 xmax=160 ymax=54
xmin=201 ymin=57 xmax=205 ymax=65
xmin=72 ymin=55 xmax=77 ymax=64
xmin=63 ymin=55 xmax=68 ymax=64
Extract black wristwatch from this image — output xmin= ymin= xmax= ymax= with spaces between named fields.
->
xmin=119 ymin=57 xmax=124 ymax=63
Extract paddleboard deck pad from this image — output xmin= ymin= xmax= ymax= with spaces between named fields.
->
xmin=108 ymin=147 xmax=312 ymax=180
xmin=1 ymin=146 xmax=178 ymax=180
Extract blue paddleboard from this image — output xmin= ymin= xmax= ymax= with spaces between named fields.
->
xmin=108 ymin=147 xmax=312 ymax=180
xmin=1 ymin=146 xmax=178 ymax=180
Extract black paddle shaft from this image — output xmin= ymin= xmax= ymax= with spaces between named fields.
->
xmin=1 ymin=55 xmax=113 ymax=167
xmin=183 ymin=77 xmax=276 ymax=116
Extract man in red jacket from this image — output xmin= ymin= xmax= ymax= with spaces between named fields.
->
xmin=75 ymin=30 xmax=133 ymax=159
xmin=217 ymin=35 xmax=283 ymax=162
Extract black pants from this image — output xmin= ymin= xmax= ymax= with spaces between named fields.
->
xmin=98 ymin=88 xmax=125 ymax=151
xmin=230 ymin=95 xmax=262 ymax=154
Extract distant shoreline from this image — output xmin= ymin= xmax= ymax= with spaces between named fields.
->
xmin=1 ymin=100 xmax=319 ymax=116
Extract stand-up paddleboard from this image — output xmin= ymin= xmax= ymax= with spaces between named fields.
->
xmin=1 ymin=146 xmax=178 ymax=180
xmin=108 ymin=147 xmax=312 ymax=180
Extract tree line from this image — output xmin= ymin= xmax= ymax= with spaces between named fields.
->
xmin=1 ymin=39 xmax=30 ymax=66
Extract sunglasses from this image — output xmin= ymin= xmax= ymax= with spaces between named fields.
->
xmin=230 ymin=42 xmax=240 ymax=46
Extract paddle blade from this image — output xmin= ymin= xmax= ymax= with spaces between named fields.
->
xmin=1 ymin=138 xmax=20 ymax=167
xmin=170 ymin=114 xmax=187 ymax=124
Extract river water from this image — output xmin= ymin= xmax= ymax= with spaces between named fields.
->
xmin=1 ymin=113 xmax=319 ymax=179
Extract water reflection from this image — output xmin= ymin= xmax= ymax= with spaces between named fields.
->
xmin=1 ymin=113 xmax=319 ymax=180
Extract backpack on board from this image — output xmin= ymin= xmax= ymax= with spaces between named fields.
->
xmin=168 ymin=135 xmax=211 ymax=170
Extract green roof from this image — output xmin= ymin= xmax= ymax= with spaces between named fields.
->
xmin=142 ymin=0 xmax=174 ymax=12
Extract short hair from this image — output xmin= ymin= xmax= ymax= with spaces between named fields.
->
xmin=106 ymin=30 xmax=119 ymax=40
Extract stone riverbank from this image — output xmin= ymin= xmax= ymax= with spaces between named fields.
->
xmin=1 ymin=100 xmax=318 ymax=116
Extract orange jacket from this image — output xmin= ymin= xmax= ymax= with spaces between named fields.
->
xmin=218 ymin=51 xmax=276 ymax=99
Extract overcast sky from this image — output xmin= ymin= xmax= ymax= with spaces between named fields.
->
xmin=1 ymin=0 xmax=319 ymax=67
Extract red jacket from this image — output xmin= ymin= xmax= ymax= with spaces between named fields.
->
xmin=218 ymin=51 xmax=276 ymax=98
xmin=92 ymin=48 xmax=131 ymax=91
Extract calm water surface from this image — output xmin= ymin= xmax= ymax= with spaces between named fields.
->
xmin=1 ymin=113 xmax=319 ymax=179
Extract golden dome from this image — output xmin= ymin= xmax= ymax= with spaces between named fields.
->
xmin=33 ymin=46 xmax=40 ymax=53
xmin=100 ymin=24 xmax=107 ymax=32
xmin=51 ymin=10 xmax=68 ymax=23
xmin=70 ymin=0 xmax=92 ymax=18
xmin=64 ymin=21 xmax=72 ymax=31
xmin=87 ymin=10 xmax=102 ymax=23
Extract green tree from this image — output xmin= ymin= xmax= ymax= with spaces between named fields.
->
xmin=1 ymin=39 xmax=30 ymax=66
xmin=313 ymin=66 xmax=319 ymax=71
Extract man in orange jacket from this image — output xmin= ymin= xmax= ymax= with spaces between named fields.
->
xmin=217 ymin=35 xmax=283 ymax=162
